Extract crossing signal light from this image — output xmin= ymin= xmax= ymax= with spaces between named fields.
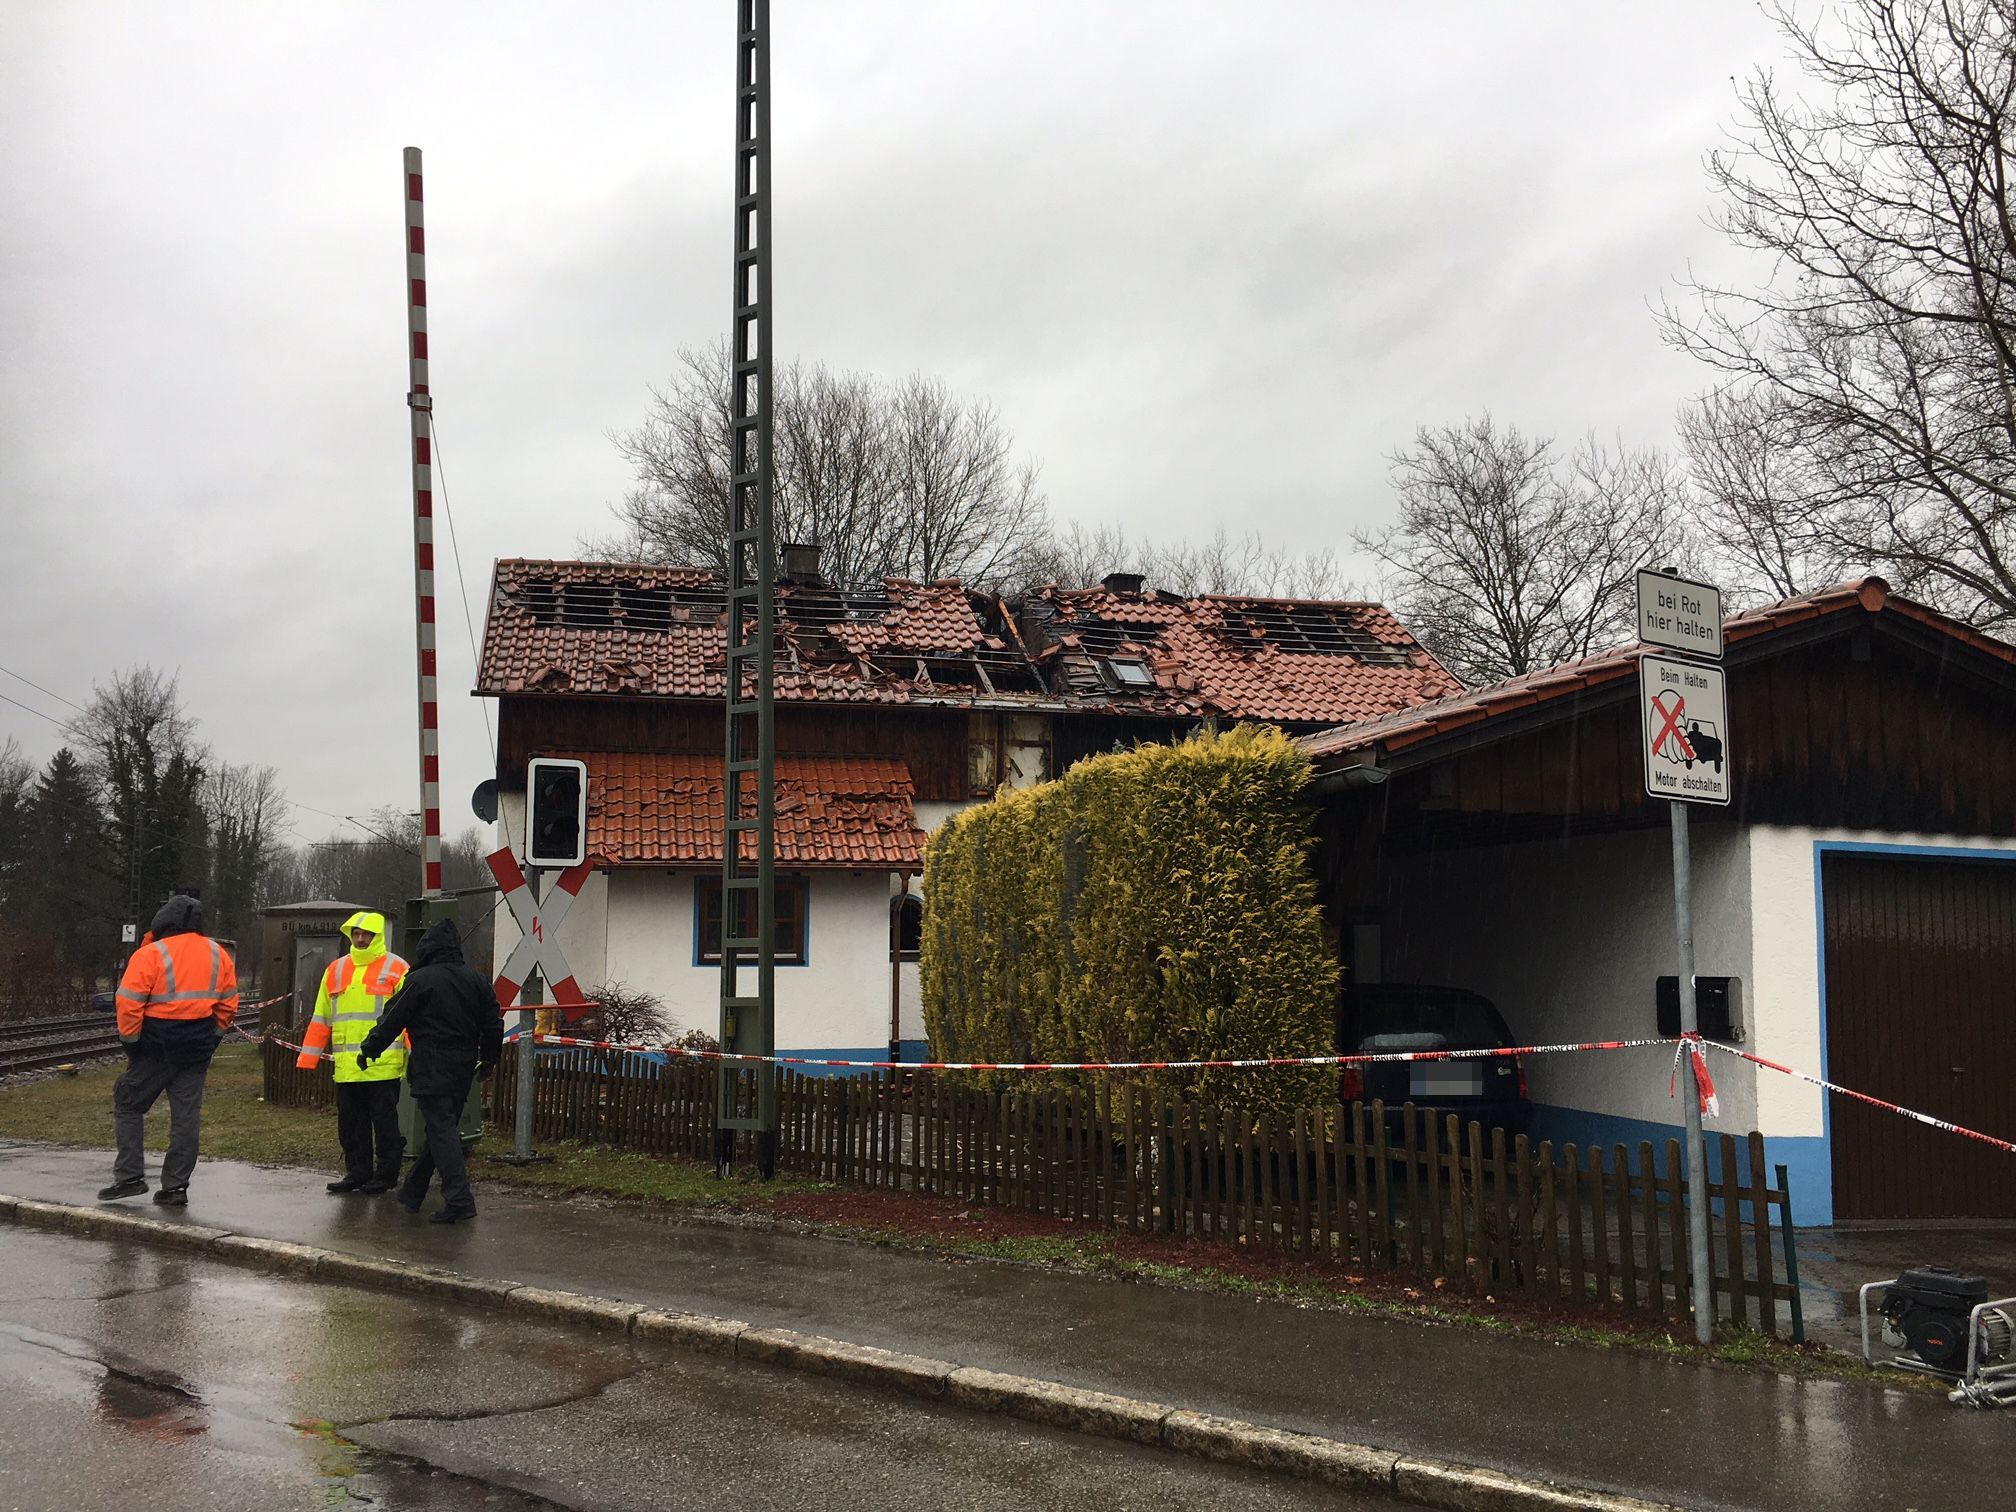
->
xmin=526 ymin=757 xmax=588 ymax=868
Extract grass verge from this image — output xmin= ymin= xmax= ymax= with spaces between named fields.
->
xmin=0 ymin=1044 xmax=782 ymax=1206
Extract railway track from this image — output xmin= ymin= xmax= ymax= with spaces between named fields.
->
xmin=0 ymin=1014 xmax=125 ymax=1077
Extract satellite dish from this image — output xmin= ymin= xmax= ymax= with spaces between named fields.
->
xmin=471 ymin=778 xmax=499 ymax=823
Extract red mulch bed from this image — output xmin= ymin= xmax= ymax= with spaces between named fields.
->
xmin=756 ymin=1187 xmax=1708 ymax=1341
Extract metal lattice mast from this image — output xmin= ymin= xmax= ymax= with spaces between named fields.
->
xmin=717 ymin=0 xmax=778 ymax=1176
xmin=404 ymin=146 xmax=444 ymax=899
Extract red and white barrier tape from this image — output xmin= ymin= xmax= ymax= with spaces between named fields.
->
xmin=252 ymin=1022 xmax=2014 ymax=1155
xmin=1668 ymin=1033 xmax=1720 ymax=1118
xmin=1704 ymin=1040 xmax=2016 ymax=1155
xmin=522 ymin=1032 xmax=1668 ymax=1073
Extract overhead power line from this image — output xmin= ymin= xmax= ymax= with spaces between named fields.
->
xmin=0 ymin=664 xmax=87 ymax=713
xmin=0 ymin=689 xmax=70 ymax=730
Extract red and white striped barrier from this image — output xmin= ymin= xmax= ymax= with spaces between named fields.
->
xmin=1704 ymin=1040 xmax=2016 ymax=1155
xmin=253 ymin=1020 xmax=2014 ymax=1157
xmin=404 ymin=146 xmax=443 ymax=898
xmin=522 ymin=1031 xmax=1670 ymax=1074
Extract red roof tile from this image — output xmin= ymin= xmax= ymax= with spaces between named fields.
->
xmin=1024 ymin=587 xmax=1462 ymax=724
xmin=476 ymin=560 xmax=1051 ymax=707
xmin=476 ymin=559 xmax=1461 ymax=726
xmin=1298 ymin=576 xmax=2013 ymax=762
xmin=552 ymin=751 xmax=925 ymax=868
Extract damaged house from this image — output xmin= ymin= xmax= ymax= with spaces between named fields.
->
xmin=475 ymin=554 xmax=1457 ymax=1061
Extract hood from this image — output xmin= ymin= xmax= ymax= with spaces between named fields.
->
xmin=411 ymin=917 xmax=465 ymax=970
xmin=342 ymin=910 xmax=389 ymax=966
xmin=148 ymin=895 xmax=206 ymax=940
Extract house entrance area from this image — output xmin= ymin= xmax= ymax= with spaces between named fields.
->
xmin=1822 ymin=851 xmax=2016 ymax=1221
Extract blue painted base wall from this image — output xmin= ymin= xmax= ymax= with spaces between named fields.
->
xmin=1529 ymin=1103 xmax=1831 ymax=1226
xmin=777 ymin=1041 xmax=929 ymax=1077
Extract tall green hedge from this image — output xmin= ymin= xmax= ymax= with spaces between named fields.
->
xmin=921 ymin=725 xmax=1337 ymax=1109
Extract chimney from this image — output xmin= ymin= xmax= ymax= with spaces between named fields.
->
xmin=781 ymin=541 xmax=825 ymax=586
xmin=1100 ymin=570 xmax=1146 ymax=596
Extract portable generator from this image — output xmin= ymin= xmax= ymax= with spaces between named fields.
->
xmin=1859 ymin=1267 xmax=2016 ymax=1407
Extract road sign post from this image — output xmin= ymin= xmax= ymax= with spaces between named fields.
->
xmin=1636 ymin=572 xmax=1726 ymax=1346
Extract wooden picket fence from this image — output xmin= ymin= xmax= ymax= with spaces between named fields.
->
xmin=265 ymin=1038 xmax=1803 ymax=1337
xmin=260 ymin=1033 xmax=334 ymax=1109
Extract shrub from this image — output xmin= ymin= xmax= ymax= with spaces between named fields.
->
xmin=921 ymin=725 xmax=1337 ymax=1109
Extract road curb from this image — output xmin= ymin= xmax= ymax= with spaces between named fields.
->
xmin=1 ymin=1191 xmax=1680 ymax=1512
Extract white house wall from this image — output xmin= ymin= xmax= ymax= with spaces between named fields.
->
xmin=598 ymin=868 xmax=907 ymax=1055
xmin=1380 ymin=825 xmax=1759 ymax=1137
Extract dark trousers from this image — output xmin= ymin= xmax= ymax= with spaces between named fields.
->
xmin=399 ymin=1090 xmax=475 ymax=1215
xmin=112 ymin=1056 xmax=207 ymax=1190
xmin=334 ymin=1080 xmax=404 ymax=1180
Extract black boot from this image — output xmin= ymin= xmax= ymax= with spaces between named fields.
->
xmin=152 ymin=1188 xmax=187 ymax=1207
xmin=358 ymin=1175 xmax=397 ymax=1194
xmin=326 ymin=1175 xmax=366 ymax=1194
xmin=97 ymin=1178 xmax=147 ymax=1201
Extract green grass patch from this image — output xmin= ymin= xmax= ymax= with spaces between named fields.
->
xmin=475 ymin=1141 xmax=800 ymax=1206
xmin=0 ymin=1044 xmax=332 ymax=1167
xmin=0 ymin=1044 xmax=801 ymax=1208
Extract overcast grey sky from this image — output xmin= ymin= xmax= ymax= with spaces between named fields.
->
xmin=0 ymin=2 xmax=1783 ymax=844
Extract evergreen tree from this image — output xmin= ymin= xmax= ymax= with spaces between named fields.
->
xmin=10 ymin=749 xmax=117 ymax=1005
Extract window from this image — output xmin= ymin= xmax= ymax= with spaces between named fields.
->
xmin=893 ymin=894 xmax=923 ymax=961
xmin=695 ymin=875 xmax=808 ymax=965
xmin=1102 ymin=657 xmax=1156 ymax=690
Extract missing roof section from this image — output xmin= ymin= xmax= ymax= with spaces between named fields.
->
xmin=509 ymin=576 xmax=718 ymax=631
xmin=1222 ymin=603 xmax=1413 ymax=664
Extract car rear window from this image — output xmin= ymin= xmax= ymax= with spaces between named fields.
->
xmin=1350 ymin=994 xmax=1511 ymax=1050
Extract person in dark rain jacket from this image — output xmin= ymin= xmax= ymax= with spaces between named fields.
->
xmin=356 ymin=919 xmax=502 ymax=1223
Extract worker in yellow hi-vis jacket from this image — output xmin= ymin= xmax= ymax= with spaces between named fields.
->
xmin=296 ymin=912 xmax=409 ymax=1193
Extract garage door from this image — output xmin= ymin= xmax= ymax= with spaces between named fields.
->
xmin=1823 ymin=853 xmax=2016 ymax=1221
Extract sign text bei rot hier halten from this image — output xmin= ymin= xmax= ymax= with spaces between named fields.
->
xmin=1635 ymin=569 xmax=1723 ymax=660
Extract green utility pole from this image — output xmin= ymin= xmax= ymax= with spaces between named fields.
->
xmin=717 ymin=0 xmax=779 ymax=1178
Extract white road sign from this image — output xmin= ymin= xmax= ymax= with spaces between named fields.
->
xmin=1636 ymin=570 xmax=1723 ymax=660
xmin=1640 ymin=655 xmax=1730 ymax=806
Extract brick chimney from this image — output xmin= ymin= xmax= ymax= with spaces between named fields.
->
xmin=781 ymin=541 xmax=825 ymax=586
xmin=1100 ymin=571 xmax=1146 ymax=596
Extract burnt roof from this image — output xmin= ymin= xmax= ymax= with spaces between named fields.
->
xmin=477 ymin=559 xmax=1459 ymax=724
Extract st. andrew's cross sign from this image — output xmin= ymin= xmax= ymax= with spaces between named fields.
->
xmin=485 ymin=846 xmax=594 ymax=1016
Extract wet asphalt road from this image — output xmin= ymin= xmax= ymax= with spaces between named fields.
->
xmin=0 ymin=1226 xmax=1404 ymax=1511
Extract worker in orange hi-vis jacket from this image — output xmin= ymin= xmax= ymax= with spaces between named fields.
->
xmin=98 ymin=894 xmax=238 ymax=1206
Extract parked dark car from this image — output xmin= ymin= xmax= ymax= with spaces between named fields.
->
xmin=1335 ymin=984 xmax=1532 ymax=1135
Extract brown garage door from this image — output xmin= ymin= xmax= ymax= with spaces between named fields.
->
xmin=1824 ymin=853 xmax=2016 ymax=1221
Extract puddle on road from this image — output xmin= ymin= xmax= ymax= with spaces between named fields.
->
xmin=0 ymin=1320 xmax=563 ymax=1509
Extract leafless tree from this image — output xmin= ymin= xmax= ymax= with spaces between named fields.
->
xmin=200 ymin=762 xmax=287 ymax=947
xmin=261 ymin=808 xmax=497 ymax=969
xmin=1357 ymin=417 xmax=1694 ymax=686
xmin=1018 ymin=522 xmax=1358 ymax=599
xmin=1661 ymin=0 xmax=2016 ymax=626
xmin=1679 ymin=387 xmax=1860 ymax=601
xmin=598 ymin=345 xmax=1051 ymax=592
xmin=71 ymin=667 xmax=210 ymax=917
xmin=582 ymin=980 xmax=669 ymax=1049
xmin=890 ymin=375 xmax=1049 ymax=585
